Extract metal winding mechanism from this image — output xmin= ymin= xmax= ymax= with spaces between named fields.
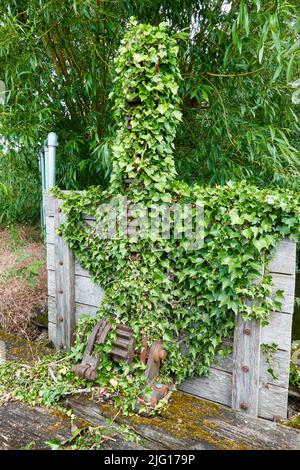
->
xmin=73 ymin=319 xmax=135 ymax=381
xmin=74 ymin=320 xmax=169 ymax=410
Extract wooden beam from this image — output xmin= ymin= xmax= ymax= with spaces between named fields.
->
xmin=232 ymin=316 xmax=261 ymax=416
xmin=54 ymin=199 xmax=75 ymax=351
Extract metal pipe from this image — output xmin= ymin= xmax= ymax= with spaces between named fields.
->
xmin=39 ymin=149 xmax=46 ymax=230
xmin=47 ymin=132 xmax=58 ymax=189
xmin=39 ymin=132 xmax=57 ymax=238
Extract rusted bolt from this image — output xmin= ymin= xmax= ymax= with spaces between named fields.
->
xmin=59 ymin=316 xmax=64 ymax=322
xmin=244 ymin=328 xmax=251 ymax=336
xmin=58 ymin=288 xmax=63 ymax=294
xmin=59 ymin=260 xmax=63 ymax=266
xmin=57 ymin=207 xmax=62 ymax=213
xmin=242 ymin=365 xmax=250 ymax=373
xmin=240 ymin=402 xmax=248 ymax=410
xmin=60 ymin=343 xmax=64 ymax=350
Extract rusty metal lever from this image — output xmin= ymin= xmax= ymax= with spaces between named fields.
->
xmin=73 ymin=319 xmax=111 ymax=381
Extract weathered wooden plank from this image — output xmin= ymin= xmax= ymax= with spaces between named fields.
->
xmin=259 ymin=384 xmax=288 ymax=420
xmin=0 ymin=402 xmax=73 ymax=450
xmin=48 ymin=270 xmax=104 ymax=308
xmin=75 ymin=303 xmax=99 ymax=321
xmin=259 ymin=349 xmax=290 ymax=389
xmin=0 ymin=401 xmax=143 ymax=450
xmin=54 ymin=199 xmax=76 ymax=351
xmin=179 ymin=368 xmax=232 ymax=407
xmin=261 ymin=311 xmax=292 ymax=352
xmin=269 ymin=239 xmax=296 ymax=275
xmin=44 ymin=193 xmax=55 ymax=217
xmin=271 ymin=272 xmax=295 ymax=314
xmin=48 ymin=321 xmax=56 ymax=344
xmin=48 ymin=296 xmax=99 ymax=324
xmin=47 ymin=243 xmax=93 ymax=277
xmin=46 ymin=243 xmax=54 ymax=270
xmin=49 ymin=294 xmax=290 ymax=389
xmin=45 ymin=216 xmax=54 ymax=244
xmin=213 ymin=348 xmax=290 ymax=389
xmin=47 ymin=270 xmax=55 ymax=297
xmin=179 ymin=371 xmax=289 ymax=421
xmin=75 ymin=275 xmax=104 ymax=307
xmin=75 ymin=263 xmax=92 ymax=277
xmin=232 ymin=316 xmax=261 ymax=416
xmin=65 ymin=392 xmax=300 ymax=450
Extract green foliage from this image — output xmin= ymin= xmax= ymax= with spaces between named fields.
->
xmin=290 ymin=362 xmax=300 ymax=389
xmin=0 ymin=1 xmax=299 ymax=224
xmin=109 ymin=18 xmax=181 ymax=193
xmin=0 ymin=353 xmax=87 ymax=408
xmin=177 ymin=0 xmax=300 ymax=188
xmin=0 ymin=152 xmax=40 ymax=223
xmin=290 ymin=341 xmax=300 ymax=389
xmin=261 ymin=342 xmax=279 ymax=381
xmin=51 ymin=20 xmax=300 ymax=413
xmin=1 ymin=258 xmax=44 ymax=288
xmin=46 ymin=422 xmax=141 ymax=450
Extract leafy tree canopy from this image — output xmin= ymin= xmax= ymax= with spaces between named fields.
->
xmin=0 ymin=0 xmax=299 ymax=201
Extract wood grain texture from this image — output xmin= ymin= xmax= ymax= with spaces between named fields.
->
xmin=213 ymin=348 xmax=290 ymax=389
xmin=259 ymin=384 xmax=289 ymax=420
xmin=0 ymin=402 xmax=73 ymax=450
xmin=65 ymin=392 xmax=300 ymax=450
xmin=269 ymin=239 xmax=296 ymax=275
xmin=48 ymin=271 xmax=104 ymax=307
xmin=48 ymin=321 xmax=56 ymax=344
xmin=261 ymin=311 xmax=292 ymax=352
xmin=48 ymin=296 xmax=99 ymax=323
xmin=179 ymin=371 xmax=289 ymax=419
xmin=75 ymin=275 xmax=104 ymax=306
xmin=46 ymin=216 xmax=54 ymax=244
xmin=0 ymin=401 xmax=143 ymax=450
xmin=54 ymin=199 xmax=75 ymax=351
xmin=179 ymin=368 xmax=232 ymax=407
xmin=232 ymin=316 xmax=261 ymax=416
xmin=271 ymin=272 xmax=295 ymax=314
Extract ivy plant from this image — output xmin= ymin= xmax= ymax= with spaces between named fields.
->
xmin=50 ymin=19 xmax=300 ymax=414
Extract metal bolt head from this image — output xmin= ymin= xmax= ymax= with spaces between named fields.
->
xmin=59 ymin=260 xmax=63 ymax=266
xmin=58 ymin=288 xmax=63 ymax=294
xmin=59 ymin=316 xmax=64 ymax=322
xmin=242 ymin=365 xmax=250 ymax=373
xmin=57 ymin=207 xmax=62 ymax=213
xmin=244 ymin=328 xmax=251 ymax=336
xmin=240 ymin=402 xmax=248 ymax=410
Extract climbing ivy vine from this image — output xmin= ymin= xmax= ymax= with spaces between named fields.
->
xmin=51 ymin=19 xmax=300 ymax=414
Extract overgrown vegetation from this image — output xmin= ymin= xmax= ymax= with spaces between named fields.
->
xmin=0 ymin=17 xmax=299 ymax=419
xmin=0 ymin=1 xmax=299 ymax=223
xmin=46 ymin=423 xmax=141 ymax=451
xmin=52 ymin=20 xmax=299 ymax=413
xmin=290 ymin=341 xmax=300 ymax=389
xmin=0 ymin=225 xmax=47 ymax=336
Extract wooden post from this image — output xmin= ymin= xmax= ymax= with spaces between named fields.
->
xmin=54 ymin=199 xmax=75 ymax=351
xmin=232 ymin=315 xmax=261 ymax=416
